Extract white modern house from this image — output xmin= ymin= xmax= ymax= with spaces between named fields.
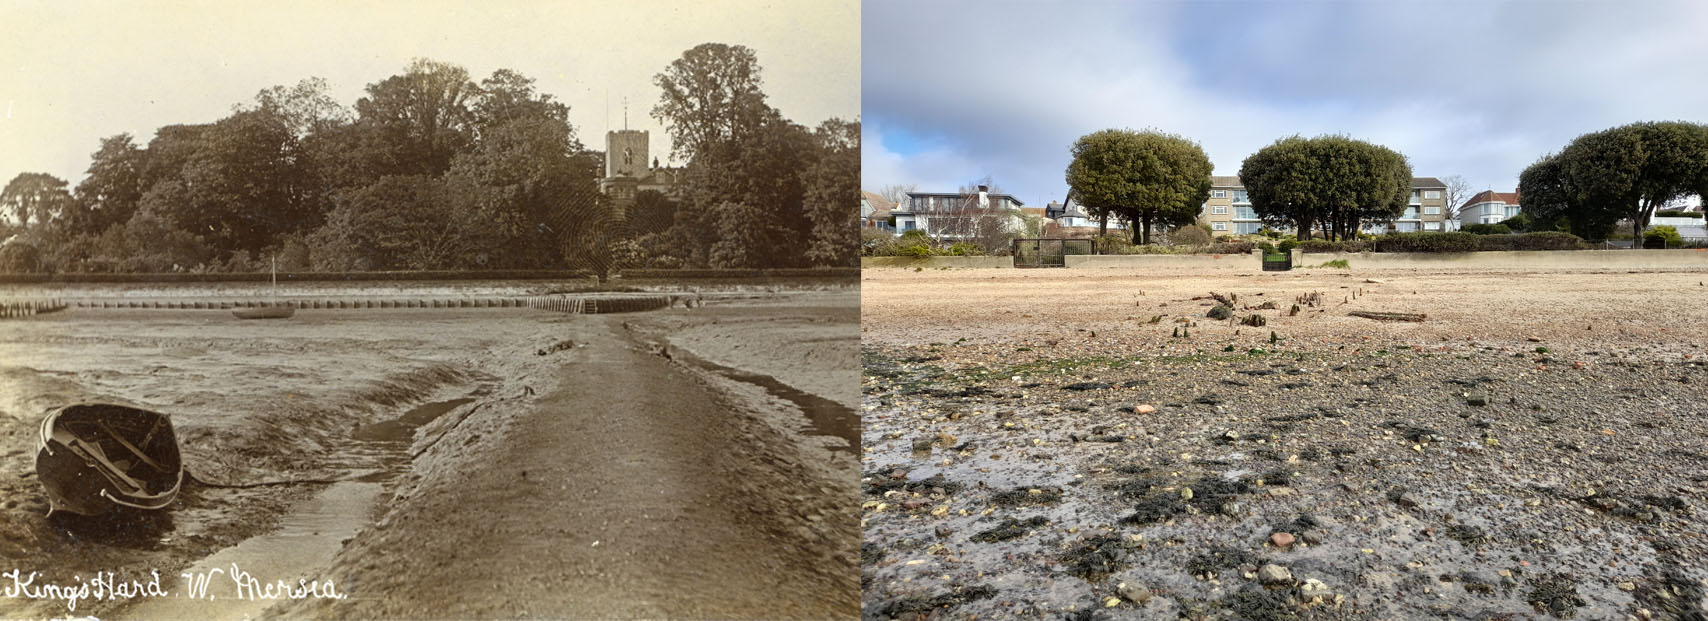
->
xmin=1459 ymin=190 xmax=1521 ymax=226
xmin=891 ymin=186 xmax=1026 ymax=238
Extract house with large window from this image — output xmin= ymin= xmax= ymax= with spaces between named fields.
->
xmin=1200 ymin=175 xmax=1453 ymax=236
xmin=891 ymin=186 xmax=1026 ymax=238
xmin=1459 ymin=190 xmax=1521 ymax=226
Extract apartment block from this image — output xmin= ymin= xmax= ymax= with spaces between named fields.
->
xmin=1199 ymin=175 xmax=1452 ymax=236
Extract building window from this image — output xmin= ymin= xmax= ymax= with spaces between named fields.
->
xmin=1424 ymin=221 xmax=1442 ymax=231
xmin=1212 ymin=221 xmax=1228 ymax=231
xmin=1211 ymin=190 xmax=1227 ymax=198
xmin=1507 ymin=206 xmax=1520 ymax=217
xmin=1424 ymin=190 xmax=1442 ymax=199
xmin=1235 ymin=222 xmax=1263 ymax=234
xmin=1403 ymin=208 xmax=1419 ymax=219
xmin=1235 ymin=207 xmax=1257 ymax=220
xmin=1410 ymin=191 xmax=1421 ymax=205
xmin=1232 ymin=189 xmax=1249 ymax=204
xmin=1397 ymin=222 xmax=1419 ymax=232
xmin=1424 ymin=206 xmax=1440 ymax=215
xmin=1212 ymin=205 xmax=1228 ymax=214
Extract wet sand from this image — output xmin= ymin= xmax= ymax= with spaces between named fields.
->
xmin=0 ymin=284 xmax=856 ymax=619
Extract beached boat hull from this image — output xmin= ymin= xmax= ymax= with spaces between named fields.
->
xmin=233 ymin=306 xmax=295 ymax=319
xmin=35 ymin=404 xmax=184 ymax=517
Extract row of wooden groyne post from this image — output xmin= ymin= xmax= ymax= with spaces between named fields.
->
xmin=0 ymin=294 xmax=678 ymax=318
xmin=1 ymin=299 xmax=68 ymax=318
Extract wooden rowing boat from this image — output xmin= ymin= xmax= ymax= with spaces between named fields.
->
xmin=34 ymin=404 xmax=184 ymax=516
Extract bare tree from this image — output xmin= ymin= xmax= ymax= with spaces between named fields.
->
xmin=1441 ymin=174 xmax=1474 ymax=222
xmin=925 ymin=177 xmax=1022 ymax=253
xmin=877 ymin=183 xmax=917 ymax=206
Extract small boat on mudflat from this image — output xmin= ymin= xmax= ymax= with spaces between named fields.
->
xmin=35 ymin=404 xmax=184 ymax=516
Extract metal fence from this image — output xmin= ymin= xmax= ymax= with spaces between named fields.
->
xmin=1582 ymin=239 xmax=1708 ymax=250
xmin=1011 ymin=238 xmax=1097 ymax=268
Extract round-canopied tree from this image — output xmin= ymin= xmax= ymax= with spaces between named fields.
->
xmin=1065 ymin=129 xmax=1213 ymax=245
xmin=1560 ymin=121 xmax=1708 ymax=240
xmin=1239 ymin=135 xmax=1410 ymax=241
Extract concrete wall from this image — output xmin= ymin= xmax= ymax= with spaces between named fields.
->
xmin=1295 ymin=249 xmax=1708 ymax=270
xmin=861 ymin=256 xmax=1014 ymax=269
xmin=1064 ymin=252 xmax=1259 ymax=270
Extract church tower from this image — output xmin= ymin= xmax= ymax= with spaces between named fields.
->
xmin=600 ymin=129 xmax=649 ymax=203
xmin=605 ymin=129 xmax=649 ymax=179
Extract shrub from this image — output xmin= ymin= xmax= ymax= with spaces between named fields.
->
xmin=943 ymin=242 xmax=982 ymax=256
xmin=1498 ymin=213 xmax=1531 ymax=232
xmin=1371 ymin=232 xmax=1480 ymax=253
xmin=0 ymin=242 xmax=42 ymax=273
xmin=1644 ymin=225 xmax=1684 ymax=248
xmin=1476 ymin=232 xmax=1584 ymax=251
xmin=1658 ymin=210 xmax=1704 ymax=219
xmin=1206 ymin=240 xmax=1255 ymax=254
xmin=1277 ymin=239 xmax=1298 ymax=253
xmin=1170 ymin=225 xmax=1211 ymax=246
xmin=1461 ymin=223 xmax=1512 ymax=235
xmin=1257 ymin=241 xmax=1276 ymax=254
xmin=1296 ymin=239 xmax=1337 ymax=253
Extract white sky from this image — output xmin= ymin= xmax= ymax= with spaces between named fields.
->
xmin=1 ymin=0 xmax=859 ymax=188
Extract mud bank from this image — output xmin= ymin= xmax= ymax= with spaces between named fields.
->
xmin=270 ymin=289 xmax=859 ymax=618
xmin=3 ymin=286 xmax=855 ymax=618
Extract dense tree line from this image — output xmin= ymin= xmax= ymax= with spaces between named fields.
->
xmin=0 ymin=45 xmax=857 ymax=274
xmin=1518 ymin=121 xmax=1708 ymax=240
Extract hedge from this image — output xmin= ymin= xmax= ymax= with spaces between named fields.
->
xmin=1297 ymin=239 xmax=1371 ymax=253
xmin=1461 ymin=223 xmax=1512 ymax=235
xmin=1475 ymin=232 xmax=1585 ymax=251
xmin=1371 ymin=232 xmax=1482 ymax=253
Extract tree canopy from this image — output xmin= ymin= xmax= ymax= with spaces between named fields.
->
xmin=1520 ymin=121 xmax=1708 ymax=240
xmin=1238 ymin=135 xmax=1411 ymax=241
xmin=4 ymin=47 xmax=855 ymax=275
xmin=1064 ymin=129 xmax=1213 ymax=245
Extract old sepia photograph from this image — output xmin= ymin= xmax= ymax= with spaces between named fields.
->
xmin=860 ymin=0 xmax=1708 ymax=619
xmin=1 ymin=0 xmax=859 ymax=618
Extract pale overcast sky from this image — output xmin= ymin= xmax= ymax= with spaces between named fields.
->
xmin=863 ymin=0 xmax=1708 ymax=208
xmin=1 ymin=0 xmax=859 ymax=189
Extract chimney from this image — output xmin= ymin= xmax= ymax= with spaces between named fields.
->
xmin=977 ymin=185 xmax=990 ymax=209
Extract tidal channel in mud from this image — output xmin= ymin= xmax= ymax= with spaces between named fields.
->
xmin=116 ymin=397 xmax=478 ymax=619
xmin=671 ymin=348 xmax=857 ymax=451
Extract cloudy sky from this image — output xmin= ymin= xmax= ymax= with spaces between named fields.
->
xmin=1 ymin=0 xmax=858 ymax=189
xmin=863 ymin=0 xmax=1708 ymax=208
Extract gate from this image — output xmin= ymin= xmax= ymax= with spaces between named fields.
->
xmin=1011 ymin=238 xmax=1096 ymax=268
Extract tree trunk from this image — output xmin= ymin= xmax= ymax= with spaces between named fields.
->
xmin=1296 ymin=218 xmax=1313 ymax=241
xmin=1634 ymin=199 xmax=1648 ymax=243
xmin=1099 ymin=212 xmax=1108 ymax=238
xmin=1135 ymin=213 xmax=1152 ymax=245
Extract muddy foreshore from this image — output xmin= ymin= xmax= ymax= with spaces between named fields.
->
xmin=0 ymin=284 xmax=857 ymax=619
xmin=860 ymin=341 xmax=1708 ymax=620
xmin=859 ymin=268 xmax=1708 ymax=621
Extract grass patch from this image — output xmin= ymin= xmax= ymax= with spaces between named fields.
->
xmin=1316 ymin=259 xmax=1350 ymax=269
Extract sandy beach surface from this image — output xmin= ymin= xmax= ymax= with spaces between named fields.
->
xmin=0 ymin=281 xmax=857 ymax=619
xmin=861 ymin=266 xmax=1708 ymax=620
